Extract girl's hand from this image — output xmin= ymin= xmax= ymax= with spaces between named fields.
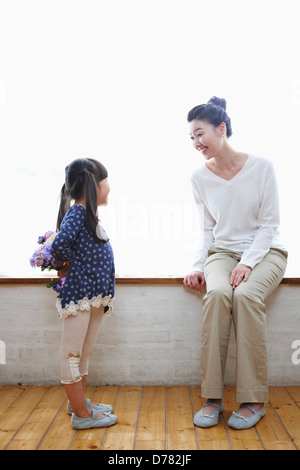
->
xmin=230 ymin=264 xmax=252 ymax=289
xmin=58 ymin=261 xmax=71 ymax=279
xmin=183 ymin=271 xmax=206 ymax=292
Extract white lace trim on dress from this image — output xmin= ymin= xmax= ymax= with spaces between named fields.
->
xmin=56 ymin=294 xmax=114 ymax=318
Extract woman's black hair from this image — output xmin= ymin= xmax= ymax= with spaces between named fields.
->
xmin=56 ymin=158 xmax=108 ymax=243
xmin=187 ymin=96 xmax=233 ymax=138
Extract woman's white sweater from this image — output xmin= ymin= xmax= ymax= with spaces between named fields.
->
xmin=191 ymin=154 xmax=286 ymax=272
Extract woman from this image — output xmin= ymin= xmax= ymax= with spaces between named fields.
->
xmin=183 ymin=97 xmax=287 ymax=430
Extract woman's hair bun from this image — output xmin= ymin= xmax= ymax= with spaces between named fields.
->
xmin=187 ymin=95 xmax=232 ymax=137
xmin=207 ymin=96 xmax=227 ymax=110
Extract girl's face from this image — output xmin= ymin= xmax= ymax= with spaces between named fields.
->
xmin=189 ymin=119 xmax=225 ymax=159
xmin=97 ymin=177 xmax=110 ymax=206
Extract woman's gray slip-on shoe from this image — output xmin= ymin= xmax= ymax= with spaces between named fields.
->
xmin=71 ymin=410 xmax=118 ymax=429
xmin=193 ymin=401 xmax=224 ymax=428
xmin=67 ymin=398 xmax=113 ymax=415
xmin=228 ymin=403 xmax=265 ymax=430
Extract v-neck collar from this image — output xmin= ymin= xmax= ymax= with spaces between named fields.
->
xmin=203 ymin=154 xmax=252 ymax=184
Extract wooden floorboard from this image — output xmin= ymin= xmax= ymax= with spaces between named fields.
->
xmin=0 ymin=386 xmax=299 ymax=451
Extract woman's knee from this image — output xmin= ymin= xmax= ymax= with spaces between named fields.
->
xmin=233 ymin=282 xmax=264 ymax=305
xmin=205 ymin=285 xmax=232 ymax=303
xmin=232 ymin=287 xmax=266 ymax=324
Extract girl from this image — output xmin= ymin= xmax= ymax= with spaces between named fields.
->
xmin=51 ymin=157 xmax=117 ymax=430
xmin=184 ymin=97 xmax=288 ymax=430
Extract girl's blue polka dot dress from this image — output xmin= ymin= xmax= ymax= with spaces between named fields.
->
xmin=51 ymin=204 xmax=115 ymax=318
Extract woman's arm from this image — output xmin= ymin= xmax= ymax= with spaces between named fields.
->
xmin=183 ymin=271 xmax=206 ymax=291
xmin=239 ymin=161 xmax=280 ymax=269
xmin=190 ymin=178 xmax=215 ymax=273
xmin=184 ymin=178 xmax=215 ymax=291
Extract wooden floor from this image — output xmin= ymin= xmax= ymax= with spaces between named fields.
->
xmin=0 ymin=385 xmax=299 ymax=450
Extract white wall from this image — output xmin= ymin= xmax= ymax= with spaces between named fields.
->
xmin=0 ymin=283 xmax=299 ymax=386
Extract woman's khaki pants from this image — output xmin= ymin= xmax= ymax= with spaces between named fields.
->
xmin=201 ymin=248 xmax=288 ymax=403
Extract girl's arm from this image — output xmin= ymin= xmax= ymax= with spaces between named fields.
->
xmin=57 ymin=260 xmax=71 ymax=279
xmin=51 ymin=205 xmax=85 ymax=262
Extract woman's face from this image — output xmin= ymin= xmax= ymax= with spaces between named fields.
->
xmin=97 ymin=177 xmax=110 ymax=206
xmin=189 ymin=119 xmax=224 ymax=159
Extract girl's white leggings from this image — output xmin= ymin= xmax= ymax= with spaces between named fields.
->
xmin=60 ymin=306 xmax=104 ymax=384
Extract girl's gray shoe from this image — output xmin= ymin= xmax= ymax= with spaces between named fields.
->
xmin=193 ymin=401 xmax=224 ymax=428
xmin=228 ymin=403 xmax=265 ymax=430
xmin=67 ymin=398 xmax=113 ymax=415
xmin=71 ymin=410 xmax=118 ymax=429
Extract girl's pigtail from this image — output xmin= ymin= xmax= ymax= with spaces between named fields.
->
xmin=56 ymin=183 xmax=71 ymax=231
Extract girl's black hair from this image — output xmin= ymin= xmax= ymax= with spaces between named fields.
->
xmin=187 ymin=96 xmax=233 ymax=138
xmin=56 ymin=158 xmax=108 ymax=243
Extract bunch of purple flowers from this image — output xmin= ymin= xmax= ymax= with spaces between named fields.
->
xmin=29 ymin=231 xmax=66 ymax=295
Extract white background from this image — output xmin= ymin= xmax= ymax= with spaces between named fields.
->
xmin=0 ymin=0 xmax=299 ymax=277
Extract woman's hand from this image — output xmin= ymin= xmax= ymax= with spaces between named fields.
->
xmin=58 ymin=261 xmax=71 ymax=279
xmin=230 ymin=264 xmax=252 ymax=289
xmin=183 ymin=271 xmax=206 ymax=292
